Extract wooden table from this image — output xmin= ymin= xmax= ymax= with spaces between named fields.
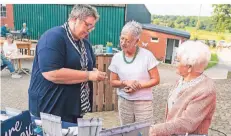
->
xmin=0 ymin=40 xmax=32 ymax=55
xmin=16 ymin=41 xmax=32 ymax=55
xmin=10 ymin=31 xmax=21 ymax=40
xmin=9 ymin=55 xmax=34 ymax=75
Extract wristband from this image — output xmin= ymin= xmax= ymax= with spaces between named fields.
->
xmin=86 ymin=71 xmax=89 ymax=81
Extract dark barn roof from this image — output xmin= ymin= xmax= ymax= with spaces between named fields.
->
xmin=142 ymin=24 xmax=190 ymax=39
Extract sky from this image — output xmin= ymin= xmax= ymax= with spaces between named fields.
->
xmin=145 ymin=4 xmax=214 ymax=16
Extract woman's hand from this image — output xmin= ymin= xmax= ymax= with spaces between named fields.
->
xmin=124 ymin=80 xmax=141 ymax=92
xmin=124 ymin=87 xmax=135 ymax=93
xmin=89 ymin=70 xmax=108 ymax=82
xmin=6 ymin=52 xmax=12 ymax=58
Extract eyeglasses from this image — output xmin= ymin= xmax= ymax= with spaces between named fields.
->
xmin=82 ymin=20 xmax=95 ymax=32
xmin=120 ymin=37 xmax=132 ymax=44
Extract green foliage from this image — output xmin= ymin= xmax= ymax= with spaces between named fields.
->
xmin=168 ymin=22 xmax=175 ymax=28
xmin=152 ymin=19 xmax=160 ymax=25
xmin=150 ymin=5 xmax=231 ymax=42
xmin=151 ymin=4 xmax=231 ymax=32
xmin=212 ymin=4 xmax=231 ymax=33
xmin=106 ymin=42 xmax=113 ymax=47
xmin=206 ymin=53 xmax=219 ymax=69
xmin=179 ymin=26 xmax=231 ymax=41
xmin=151 ymin=15 xmax=216 ymax=31
xmin=217 ymin=35 xmax=226 ymax=40
xmin=205 ymin=39 xmax=210 ymax=45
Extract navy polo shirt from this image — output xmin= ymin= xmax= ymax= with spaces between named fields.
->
xmin=28 ymin=26 xmax=95 ymax=121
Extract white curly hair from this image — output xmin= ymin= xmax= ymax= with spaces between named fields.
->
xmin=177 ymin=40 xmax=211 ymax=73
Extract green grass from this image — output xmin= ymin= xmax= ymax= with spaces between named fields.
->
xmin=228 ymin=72 xmax=231 ymax=79
xmin=178 ymin=27 xmax=231 ymax=42
xmin=206 ymin=53 xmax=219 ymax=70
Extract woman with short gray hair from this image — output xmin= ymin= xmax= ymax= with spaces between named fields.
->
xmin=149 ymin=41 xmax=216 ymax=136
xmin=109 ymin=21 xmax=160 ymax=125
xmin=20 ymin=22 xmax=29 ymax=40
xmin=28 ymin=4 xmax=107 ymax=123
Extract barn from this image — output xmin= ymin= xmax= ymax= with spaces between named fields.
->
xmin=1 ymin=4 xmax=150 ymax=48
xmin=139 ymin=24 xmax=190 ymax=64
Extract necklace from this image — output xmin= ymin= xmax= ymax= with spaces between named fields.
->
xmin=123 ymin=46 xmax=139 ymax=64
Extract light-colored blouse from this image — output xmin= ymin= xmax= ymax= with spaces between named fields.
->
xmin=168 ymin=74 xmax=205 ymax=111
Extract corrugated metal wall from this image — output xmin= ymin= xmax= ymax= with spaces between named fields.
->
xmin=68 ymin=5 xmax=125 ymax=47
xmin=90 ymin=6 xmax=125 ymax=47
xmin=14 ymin=4 xmax=125 ymax=47
xmin=14 ymin=4 xmax=68 ymax=40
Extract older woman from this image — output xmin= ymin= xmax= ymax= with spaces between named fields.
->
xmin=28 ymin=4 xmax=107 ymax=123
xmin=1 ymin=34 xmax=21 ymax=78
xmin=109 ymin=21 xmax=160 ymax=125
xmin=3 ymin=34 xmax=18 ymax=57
xmin=20 ymin=23 xmax=29 ymax=41
xmin=149 ymin=41 xmax=216 ymax=136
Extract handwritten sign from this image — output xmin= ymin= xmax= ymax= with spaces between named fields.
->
xmin=1 ymin=110 xmax=36 ymax=136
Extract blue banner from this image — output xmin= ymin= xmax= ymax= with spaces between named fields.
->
xmin=1 ymin=110 xmax=36 ymax=136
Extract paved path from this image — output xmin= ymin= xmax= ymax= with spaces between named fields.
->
xmin=217 ymin=48 xmax=231 ymax=71
xmin=1 ymin=60 xmax=230 ymax=135
xmin=204 ymin=48 xmax=231 ymax=79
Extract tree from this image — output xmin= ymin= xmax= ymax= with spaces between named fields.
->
xmin=190 ymin=17 xmax=197 ymax=27
xmin=152 ymin=19 xmax=160 ymax=25
xmin=199 ymin=21 xmax=206 ymax=30
xmin=212 ymin=4 xmax=231 ymax=33
xmin=180 ymin=22 xmax=185 ymax=29
xmin=196 ymin=20 xmax=200 ymax=30
xmin=150 ymin=15 xmax=216 ymax=31
xmin=168 ymin=21 xmax=175 ymax=28
xmin=184 ymin=17 xmax=190 ymax=26
xmin=175 ymin=18 xmax=183 ymax=24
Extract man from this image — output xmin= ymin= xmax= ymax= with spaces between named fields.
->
xmin=1 ymin=24 xmax=10 ymax=37
xmin=28 ymin=4 xmax=107 ymax=123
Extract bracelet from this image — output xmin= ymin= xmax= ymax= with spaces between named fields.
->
xmin=86 ymin=71 xmax=89 ymax=81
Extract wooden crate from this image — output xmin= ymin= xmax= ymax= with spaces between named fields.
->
xmin=92 ymin=54 xmax=118 ymax=112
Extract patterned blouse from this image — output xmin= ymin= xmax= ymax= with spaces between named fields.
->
xmin=168 ymin=74 xmax=205 ymax=111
